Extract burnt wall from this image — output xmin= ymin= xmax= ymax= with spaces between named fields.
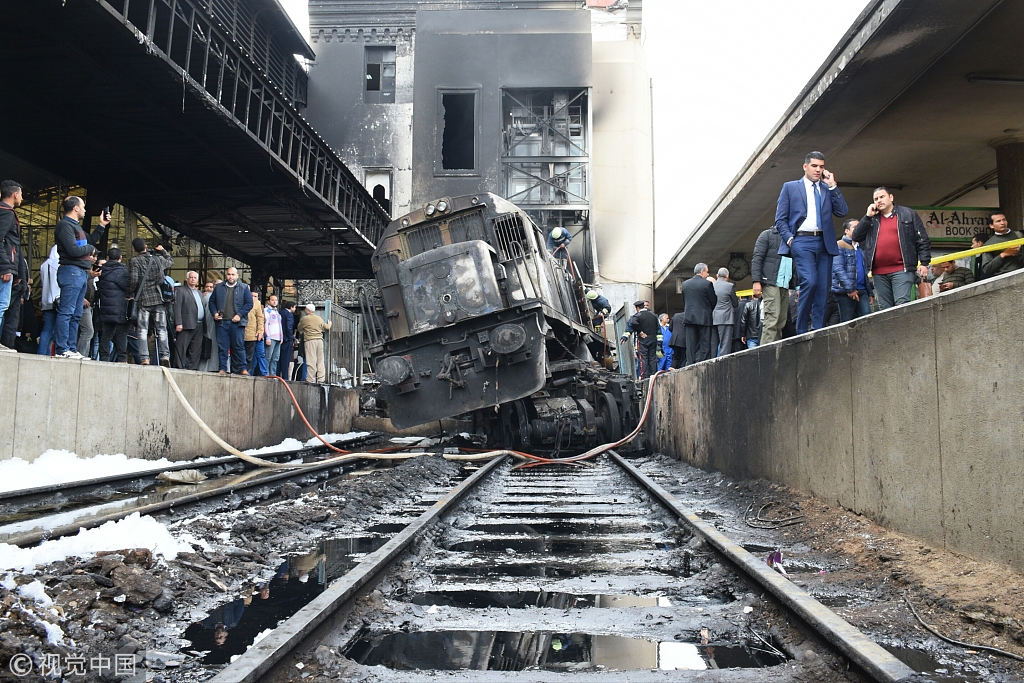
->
xmin=305 ymin=33 xmax=415 ymax=218
xmin=0 ymin=359 xmax=358 ymax=463
xmin=649 ymin=270 xmax=1024 ymax=571
xmin=411 ymin=9 xmax=592 ymax=204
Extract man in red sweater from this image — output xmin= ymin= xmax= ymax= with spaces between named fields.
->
xmin=851 ymin=187 xmax=931 ymax=309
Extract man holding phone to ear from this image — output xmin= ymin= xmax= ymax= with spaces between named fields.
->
xmin=851 ymin=187 xmax=930 ymax=309
xmin=774 ymin=151 xmax=849 ymax=334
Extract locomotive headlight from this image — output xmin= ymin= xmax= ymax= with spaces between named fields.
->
xmin=425 ymin=203 xmax=436 ymax=217
xmin=401 ymin=218 xmax=410 ymax=227
xmin=490 ymin=323 xmax=527 ymax=355
xmin=436 ymin=200 xmax=449 ymax=213
xmin=377 ymin=355 xmax=412 ymax=385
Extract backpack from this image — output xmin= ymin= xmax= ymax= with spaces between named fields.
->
xmin=161 ymin=274 xmax=175 ymax=304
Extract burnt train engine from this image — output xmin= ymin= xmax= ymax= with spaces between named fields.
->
xmin=368 ymin=193 xmax=641 ymax=451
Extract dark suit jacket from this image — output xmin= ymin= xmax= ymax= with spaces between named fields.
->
xmin=680 ymin=275 xmax=715 ymax=326
xmin=669 ymin=312 xmax=687 ymax=349
xmin=173 ymin=285 xmax=202 ymax=330
xmin=775 ymin=178 xmax=849 ymax=258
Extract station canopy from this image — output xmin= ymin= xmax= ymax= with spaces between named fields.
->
xmin=656 ymin=0 xmax=1023 ymax=302
xmin=0 ymin=0 xmax=389 ymax=279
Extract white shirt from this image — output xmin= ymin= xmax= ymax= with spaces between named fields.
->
xmin=797 ymin=177 xmax=822 ymax=233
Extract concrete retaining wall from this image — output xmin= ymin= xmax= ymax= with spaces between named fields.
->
xmin=0 ymin=356 xmax=359 ymax=463
xmin=649 ymin=270 xmax=1024 ymax=571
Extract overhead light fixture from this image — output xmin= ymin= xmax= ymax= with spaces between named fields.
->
xmin=966 ymin=74 xmax=1024 ymax=85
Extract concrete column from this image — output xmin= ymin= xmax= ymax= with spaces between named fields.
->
xmin=991 ymin=136 xmax=1024 ymax=231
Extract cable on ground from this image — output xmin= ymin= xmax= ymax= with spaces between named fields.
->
xmin=903 ymin=594 xmax=1024 ymax=662
xmin=161 ymin=366 xmax=519 ymax=468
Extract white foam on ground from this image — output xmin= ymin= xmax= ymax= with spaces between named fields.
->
xmin=0 ymin=450 xmax=217 ymax=494
xmin=304 ymin=431 xmax=371 ymax=447
xmin=0 ymin=512 xmax=193 ymax=572
xmin=18 ymin=580 xmax=53 ymax=606
xmin=243 ymin=438 xmax=304 ymax=456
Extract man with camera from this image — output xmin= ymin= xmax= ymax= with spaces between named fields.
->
xmin=54 ymin=197 xmax=109 ymax=359
xmin=129 ymin=237 xmax=174 ymax=366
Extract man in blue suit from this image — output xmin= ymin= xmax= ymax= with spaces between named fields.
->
xmin=774 ymin=151 xmax=848 ymax=333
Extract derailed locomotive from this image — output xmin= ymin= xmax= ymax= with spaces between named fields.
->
xmin=368 ymin=193 xmax=642 ymax=451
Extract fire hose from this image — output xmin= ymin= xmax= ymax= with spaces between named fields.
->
xmin=162 ymin=366 xmax=665 ymax=470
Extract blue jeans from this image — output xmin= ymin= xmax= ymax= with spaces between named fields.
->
xmin=136 ymin=305 xmax=169 ymax=363
xmin=248 ymin=338 xmax=268 ymax=375
xmin=873 ymin=271 xmax=915 ymax=310
xmin=37 ymin=309 xmax=56 ymax=355
xmin=54 ymin=265 xmax=89 ymax=354
xmin=0 ymin=278 xmax=11 ymax=334
xmin=216 ymin=321 xmax=247 ymax=373
xmin=265 ymin=339 xmax=281 ymax=375
xmin=836 ymin=290 xmax=872 ymax=322
xmin=790 ymin=234 xmax=832 ymax=334
xmin=746 ymin=338 xmax=760 ymax=349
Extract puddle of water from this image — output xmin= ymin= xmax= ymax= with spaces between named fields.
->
xmin=466 ymin=521 xmax=662 ymax=535
xmin=407 ymin=591 xmax=673 ymax=609
xmin=881 ymin=646 xmax=973 ymax=681
xmin=343 ymin=630 xmax=784 ymax=671
xmin=816 ymin=595 xmax=853 ymax=608
xmin=431 ymin=564 xmax=676 ymax=578
xmin=446 ymin=537 xmax=673 ymax=554
xmin=365 ymin=522 xmax=411 ymax=535
xmin=181 ymin=535 xmax=390 ymax=664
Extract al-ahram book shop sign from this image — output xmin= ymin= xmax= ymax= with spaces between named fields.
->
xmin=913 ymin=207 xmax=996 ymax=242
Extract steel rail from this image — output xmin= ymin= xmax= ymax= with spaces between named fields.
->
xmin=0 ymin=441 xmax=373 ymax=505
xmin=608 ymin=451 xmax=916 ymax=683
xmin=208 ymin=454 xmax=509 ymax=683
xmin=3 ymin=452 xmax=389 ymax=548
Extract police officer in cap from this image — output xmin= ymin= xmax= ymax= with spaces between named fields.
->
xmin=620 ymin=301 xmax=660 ymax=380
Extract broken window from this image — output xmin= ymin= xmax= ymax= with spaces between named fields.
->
xmin=365 ymin=47 xmax=395 ymax=104
xmin=438 ymin=91 xmax=476 ymax=173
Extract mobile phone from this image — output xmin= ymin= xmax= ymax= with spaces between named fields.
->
xmin=102 ymin=206 xmax=111 ymax=219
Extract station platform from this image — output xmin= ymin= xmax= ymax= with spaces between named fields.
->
xmin=0 ymin=355 xmax=357 ymax=463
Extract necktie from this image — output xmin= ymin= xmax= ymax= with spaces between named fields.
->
xmin=814 ymin=183 xmax=822 ymax=229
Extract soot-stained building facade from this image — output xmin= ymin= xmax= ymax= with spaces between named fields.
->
xmin=306 ymin=0 xmax=654 ymax=306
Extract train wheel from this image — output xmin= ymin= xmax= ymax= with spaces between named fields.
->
xmin=500 ymin=400 xmax=531 ymax=451
xmin=597 ymin=392 xmax=621 ymax=444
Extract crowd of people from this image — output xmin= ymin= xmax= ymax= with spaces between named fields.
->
xmin=0 ymin=186 xmax=336 ymax=384
xmin=615 ymin=151 xmax=1022 ymax=379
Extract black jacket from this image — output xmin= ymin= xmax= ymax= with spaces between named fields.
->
xmin=55 ymin=216 xmax=104 ymax=269
xmin=0 ymin=202 xmax=20 ymax=277
xmin=668 ymin=312 xmax=686 ymax=349
xmin=981 ymin=230 xmax=1024 ymax=277
xmin=751 ymin=227 xmax=787 ymax=286
xmin=626 ymin=309 xmax=660 ymax=339
xmin=680 ymin=275 xmax=715 ymax=326
xmin=97 ymin=260 xmax=131 ymax=323
xmin=850 ymin=204 xmax=931 ymax=273
xmin=738 ymin=298 xmax=762 ymax=340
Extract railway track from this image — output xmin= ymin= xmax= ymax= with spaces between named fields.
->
xmin=0 ymin=434 xmax=388 ymax=548
xmin=196 ymin=452 xmax=916 ymax=683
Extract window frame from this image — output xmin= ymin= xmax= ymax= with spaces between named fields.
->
xmin=434 ymin=88 xmax=480 ymax=177
xmin=364 ymin=46 xmax=396 ymax=104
